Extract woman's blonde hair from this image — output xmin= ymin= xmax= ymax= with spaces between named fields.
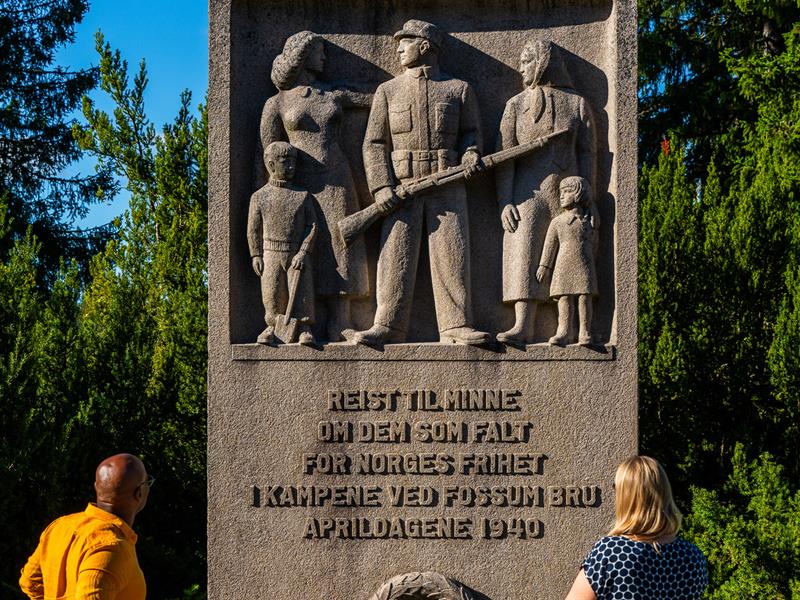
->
xmin=609 ymin=456 xmax=682 ymax=542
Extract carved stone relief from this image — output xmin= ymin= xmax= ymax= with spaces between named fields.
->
xmin=211 ymin=4 xmax=636 ymax=599
xmin=249 ymin=28 xmax=606 ymax=348
xmin=495 ymin=40 xmax=598 ymax=345
xmin=256 ymin=31 xmax=372 ymax=343
xmin=247 ymin=141 xmax=317 ymax=345
xmin=537 ymin=175 xmax=599 ymax=346
xmin=353 ymin=20 xmax=489 ymax=347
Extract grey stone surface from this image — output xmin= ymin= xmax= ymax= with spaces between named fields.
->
xmin=537 ymin=176 xmax=599 ymax=346
xmin=257 ymin=31 xmax=372 ymax=342
xmin=209 ymin=1 xmax=637 ymax=598
xmin=354 ymin=18 xmax=487 ymax=346
xmin=496 ymin=41 xmax=597 ymax=345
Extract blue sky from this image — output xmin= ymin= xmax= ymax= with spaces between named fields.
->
xmin=57 ymin=0 xmax=208 ymax=229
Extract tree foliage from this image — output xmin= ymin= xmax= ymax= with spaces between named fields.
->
xmin=0 ymin=0 xmax=114 ymax=273
xmin=686 ymin=445 xmax=800 ymax=598
xmin=640 ymin=22 xmax=800 ymax=486
xmin=638 ymin=0 xmax=800 ymax=175
xmin=0 ymin=33 xmax=208 ymax=598
xmin=70 ymin=34 xmax=208 ymax=596
xmin=639 ymin=11 xmax=800 ymax=595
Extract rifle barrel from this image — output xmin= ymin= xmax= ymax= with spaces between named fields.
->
xmin=337 ymin=127 xmax=570 ymax=245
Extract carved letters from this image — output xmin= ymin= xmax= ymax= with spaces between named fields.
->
xmin=251 ymin=389 xmax=604 ymax=541
xmin=314 ymin=420 xmax=534 ymax=443
xmin=249 ymin=24 xmax=607 ymax=348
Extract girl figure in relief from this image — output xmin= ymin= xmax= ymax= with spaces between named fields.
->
xmin=257 ymin=31 xmax=371 ymax=342
xmin=536 ymin=176 xmax=598 ymax=346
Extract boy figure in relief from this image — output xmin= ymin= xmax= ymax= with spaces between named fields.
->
xmin=536 ymin=176 xmax=598 ymax=346
xmin=248 ymin=141 xmax=317 ymax=345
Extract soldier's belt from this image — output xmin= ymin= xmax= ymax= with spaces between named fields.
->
xmin=410 ymin=150 xmax=450 ymax=161
xmin=391 ymin=149 xmax=458 ymax=161
xmin=392 ymin=149 xmax=458 ymax=179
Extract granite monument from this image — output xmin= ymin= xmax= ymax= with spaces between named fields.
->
xmin=209 ymin=1 xmax=637 ymax=598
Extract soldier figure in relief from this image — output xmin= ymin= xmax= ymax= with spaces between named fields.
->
xmin=495 ymin=40 xmax=597 ymax=344
xmin=536 ymin=176 xmax=598 ymax=346
xmin=353 ymin=19 xmax=489 ymax=346
xmin=248 ymin=141 xmax=317 ymax=345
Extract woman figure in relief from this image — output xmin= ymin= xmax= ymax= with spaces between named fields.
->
xmin=258 ymin=31 xmax=371 ymax=342
xmin=495 ymin=40 xmax=597 ymax=344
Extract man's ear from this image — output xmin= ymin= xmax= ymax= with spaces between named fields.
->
xmin=419 ymin=40 xmax=431 ymax=56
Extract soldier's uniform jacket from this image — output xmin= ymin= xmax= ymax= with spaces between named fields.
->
xmin=363 ymin=64 xmax=482 ymax=193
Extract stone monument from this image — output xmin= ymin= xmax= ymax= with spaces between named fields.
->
xmin=209 ymin=1 xmax=637 ymax=599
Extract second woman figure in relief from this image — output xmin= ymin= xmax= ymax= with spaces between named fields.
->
xmin=495 ymin=40 xmax=597 ymax=344
xmin=259 ymin=31 xmax=371 ymax=342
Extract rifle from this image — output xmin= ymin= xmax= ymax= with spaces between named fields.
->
xmin=338 ymin=128 xmax=569 ymax=246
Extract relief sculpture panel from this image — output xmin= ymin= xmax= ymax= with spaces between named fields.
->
xmin=355 ymin=20 xmax=489 ymax=346
xmin=240 ymin=17 xmax=616 ymax=351
xmin=255 ymin=31 xmax=372 ymax=343
xmin=496 ymin=41 xmax=598 ymax=345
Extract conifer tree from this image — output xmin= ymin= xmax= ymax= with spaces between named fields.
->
xmin=686 ymin=445 xmax=800 ymax=597
xmin=0 ymin=0 xmax=113 ymax=274
xmin=639 ymin=17 xmax=800 ymax=568
xmin=638 ymin=0 xmax=800 ymax=174
xmin=72 ymin=34 xmax=208 ymax=597
xmin=1 ymin=34 xmax=208 ymax=598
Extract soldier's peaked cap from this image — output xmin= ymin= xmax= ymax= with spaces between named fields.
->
xmin=393 ymin=20 xmax=443 ymax=49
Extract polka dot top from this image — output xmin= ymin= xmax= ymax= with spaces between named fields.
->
xmin=583 ymin=536 xmax=708 ymax=599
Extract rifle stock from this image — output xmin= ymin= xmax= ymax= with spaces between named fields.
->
xmin=337 ymin=128 xmax=568 ymax=246
xmin=339 ymin=201 xmax=384 ymax=248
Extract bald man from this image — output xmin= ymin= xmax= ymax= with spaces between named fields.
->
xmin=19 ymin=454 xmax=151 ymax=600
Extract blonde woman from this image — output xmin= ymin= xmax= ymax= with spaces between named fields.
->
xmin=565 ymin=456 xmax=708 ymax=600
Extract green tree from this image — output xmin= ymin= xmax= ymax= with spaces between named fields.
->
xmin=637 ymin=148 xmax=712 ymax=491
xmin=639 ymin=4 xmax=800 ymax=464
xmin=0 ymin=0 xmax=114 ymax=273
xmin=0 ymin=193 xmax=90 ymax=596
xmin=1 ymin=34 xmax=208 ymax=598
xmin=721 ymin=25 xmax=800 ymax=474
xmin=72 ymin=33 xmax=208 ymax=597
xmin=637 ymin=0 xmax=800 ymax=174
xmin=686 ymin=445 xmax=800 ymax=598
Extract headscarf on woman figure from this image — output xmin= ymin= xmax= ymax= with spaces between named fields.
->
xmin=495 ymin=40 xmax=597 ymax=344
